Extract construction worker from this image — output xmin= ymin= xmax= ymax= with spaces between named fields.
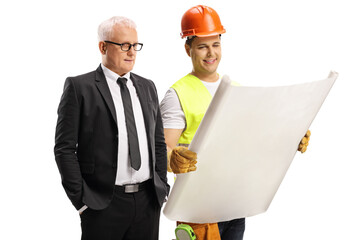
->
xmin=160 ymin=5 xmax=311 ymax=240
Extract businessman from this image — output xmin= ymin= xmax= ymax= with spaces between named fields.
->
xmin=54 ymin=16 xmax=169 ymax=240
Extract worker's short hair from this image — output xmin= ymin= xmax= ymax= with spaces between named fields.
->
xmin=185 ymin=34 xmax=222 ymax=47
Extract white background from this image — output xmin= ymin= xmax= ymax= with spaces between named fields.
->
xmin=1 ymin=0 xmax=359 ymax=239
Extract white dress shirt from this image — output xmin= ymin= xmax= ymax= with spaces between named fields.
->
xmin=101 ymin=64 xmax=151 ymax=185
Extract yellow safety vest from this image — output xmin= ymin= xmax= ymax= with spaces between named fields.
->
xmin=171 ymin=74 xmax=213 ymax=145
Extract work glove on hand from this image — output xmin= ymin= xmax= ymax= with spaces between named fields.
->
xmin=298 ymin=130 xmax=311 ymax=153
xmin=169 ymin=146 xmax=197 ymax=174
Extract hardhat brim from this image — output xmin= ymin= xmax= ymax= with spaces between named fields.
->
xmin=181 ymin=29 xmax=226 ymax=39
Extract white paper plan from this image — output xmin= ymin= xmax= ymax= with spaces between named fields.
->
xmin=163 ymin=72 xmax=338 ymax=223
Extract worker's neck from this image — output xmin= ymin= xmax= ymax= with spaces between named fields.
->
xmin=191 ymin=71 xmax=219 ymax=83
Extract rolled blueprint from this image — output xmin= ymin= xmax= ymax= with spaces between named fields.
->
xmin=163 ymin=72 xmax=338 ymax=223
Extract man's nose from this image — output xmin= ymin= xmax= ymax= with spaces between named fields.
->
xmin=127 ymin=46 xmax=136 ymax=56
xmin=208 ymin=47 xmax=215 ymax=57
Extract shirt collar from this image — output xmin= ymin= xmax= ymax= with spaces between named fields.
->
xmin=101 ymin=64 xmax=131 ymax=82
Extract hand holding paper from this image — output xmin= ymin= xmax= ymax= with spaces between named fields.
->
xmin=170 ymin=146 xmax=197 ymax=174
xmin=298 ymin=130 xmax=311 ymax=153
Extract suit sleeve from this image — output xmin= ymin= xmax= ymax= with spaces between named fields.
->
xmin=152 ymin=84 xmax=170 ymax=196
xmin=54 ymin=77 xmax=83 ymax=210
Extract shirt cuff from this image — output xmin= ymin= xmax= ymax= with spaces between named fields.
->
xmin=78 ymin=205 xmax=88 ymax=213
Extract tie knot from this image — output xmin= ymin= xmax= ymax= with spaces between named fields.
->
xmin=117 ymin=77 xmax=127 ymax=88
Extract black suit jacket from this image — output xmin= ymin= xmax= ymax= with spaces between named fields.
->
xmin=54 ymin=65 xmax=169 ymax=210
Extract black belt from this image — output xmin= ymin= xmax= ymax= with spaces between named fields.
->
xmin=116 ymin=179 xmax=152 ymax=193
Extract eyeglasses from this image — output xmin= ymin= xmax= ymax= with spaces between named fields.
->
xmin=104 ymin=41 xmax=143 ymax=51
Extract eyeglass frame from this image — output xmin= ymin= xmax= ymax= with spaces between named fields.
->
xmin=104 ymin=40 xmax=144 ymax=51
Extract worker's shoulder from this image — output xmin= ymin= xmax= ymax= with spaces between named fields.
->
xmin=171 ymin=74 xmax=202 ymax=92
xmin=171 ymin=74 xmax=190 ymax=86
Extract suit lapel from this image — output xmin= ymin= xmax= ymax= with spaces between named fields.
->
xmin=130 ymin=73 xmax=150 ymax=131
xmin=95 ymin=65 xmax=117 ymax=124
xmin=131 ymin=73 xmax=155 ymax=167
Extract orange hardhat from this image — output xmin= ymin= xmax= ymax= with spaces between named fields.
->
xmin=180 ymin=5 xmax=226 ymax=38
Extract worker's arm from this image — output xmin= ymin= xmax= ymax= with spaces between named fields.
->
xmin=164 ymin=128 xmax=197 ymax=174
xmin=164 ymin=128 xmax=183 ymax=152
xmin=164 ymin=128 xmax=183 ymax=172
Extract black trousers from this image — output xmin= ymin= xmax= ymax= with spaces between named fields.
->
xmin=80 ymin=182 xmax=161 ymax=240
xmin=218 ymin=218 xmax=246 ymax=240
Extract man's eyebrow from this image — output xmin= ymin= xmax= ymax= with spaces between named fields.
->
xmin=196 ymin=41 xmax=221 ymax=47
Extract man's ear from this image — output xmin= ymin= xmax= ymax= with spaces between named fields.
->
xmin=185 ymin=43 xmax=191 ymax=57
xmin=99 ymin=41 xmax=106 ymax=54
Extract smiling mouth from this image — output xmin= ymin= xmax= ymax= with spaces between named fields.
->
xmin=203 ymin=59 xmax=216 ymax=64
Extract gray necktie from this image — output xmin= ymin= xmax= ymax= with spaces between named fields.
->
xmin=117 ymin=77 xmax=141 ymax=171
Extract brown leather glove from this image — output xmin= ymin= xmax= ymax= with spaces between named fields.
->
xmin=298 ymin=130 xmax=311 ymax=153
xmin=170 ymin=146 xmax=197 ymax=174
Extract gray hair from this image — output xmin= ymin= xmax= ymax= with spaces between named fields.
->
xmin=98 ymin=16 xmax=137 ymax=41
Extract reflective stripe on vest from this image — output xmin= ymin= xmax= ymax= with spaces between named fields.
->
xmin=171 ymin=74 xmax=213 ymax=145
